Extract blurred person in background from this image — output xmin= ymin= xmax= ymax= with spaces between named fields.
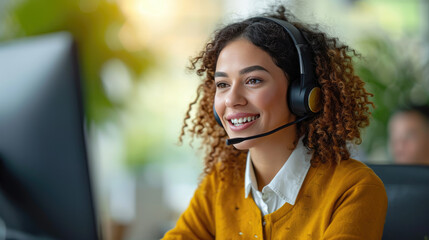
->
xmin=163 ymin=5 xmax=387 ymax=239
xmin=389 ymin=105 xmax=429 ymax=165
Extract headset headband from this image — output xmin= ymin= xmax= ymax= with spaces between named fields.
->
xmin=250 ymin=17 xmax=316 ymax=95
xmin=248 ymin=17 xmax=321 ymax=116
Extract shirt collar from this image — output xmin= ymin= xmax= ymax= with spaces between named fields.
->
xmin=244 ymin=153 xmax=258 ymax=198
xmin=244 ymin=137 xmax=312 ymax=205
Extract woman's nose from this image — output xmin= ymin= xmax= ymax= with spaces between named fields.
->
xmin=225 ymin=84 xmax=247 ymax=107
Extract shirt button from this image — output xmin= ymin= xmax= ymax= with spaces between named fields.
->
xmin=262 ymin=194 xmax=268 ymax=201
xmin=254 ymin=234 xmax=258 ymax=238
xmin=238 ymin=232 xmax=243 ymax=235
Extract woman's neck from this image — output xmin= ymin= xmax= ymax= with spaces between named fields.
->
xmin=249 ymin=128 xmax=297 ymax=191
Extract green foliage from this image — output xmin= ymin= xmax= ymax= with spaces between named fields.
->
xmin=356 ymin=34 xmax=429 ymax=161
xmin=1 ymin=0 xmax=155 ymax=123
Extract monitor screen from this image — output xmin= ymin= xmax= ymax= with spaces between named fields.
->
xmin=0 ymin=32 xmax=100 ymax=240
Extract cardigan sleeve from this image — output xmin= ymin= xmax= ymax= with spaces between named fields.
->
xmin=162 ymin=169 xmax=217 ymax=240
xmin=323 ymin=182 xmax=388 ymax=240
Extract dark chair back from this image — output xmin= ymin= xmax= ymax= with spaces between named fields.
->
xmin=368 ymin=164 xmax=429 ymax=240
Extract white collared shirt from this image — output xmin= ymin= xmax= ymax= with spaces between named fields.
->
xmin=244 ymin=138 xmax=312 ymax=215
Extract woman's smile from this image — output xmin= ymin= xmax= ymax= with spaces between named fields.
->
xmin=226 ymin=113 xmax=260 ymax=130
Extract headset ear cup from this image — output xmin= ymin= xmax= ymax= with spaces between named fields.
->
xmin=213 ymin=104 xmax=223 ymax=127
xmin=288 ymin=80 xmax=321 ymax=116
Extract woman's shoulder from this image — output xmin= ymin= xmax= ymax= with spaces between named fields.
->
xmin=309 ymin=159 xmax=387 ymax=205
xmin=310 ymin=159 xmax=384 ymax=189
xmin=323 ymin=159 xmax=384 ymax=189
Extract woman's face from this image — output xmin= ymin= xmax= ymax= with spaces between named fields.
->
xmin=214 ymin=38 xmax=295 ymax=149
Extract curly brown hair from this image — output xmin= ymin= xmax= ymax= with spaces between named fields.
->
xmin=179 ymin=6 xmax=373 ymax=180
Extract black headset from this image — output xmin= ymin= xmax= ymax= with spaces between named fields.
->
xmin=213 ymin=17 xmax=321 ymax=127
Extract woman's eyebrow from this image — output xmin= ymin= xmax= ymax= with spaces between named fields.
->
xmin=215 ymin=65 xmax=269 ymax=78
xmin=214 ymin=71 xmax=228 ymax=78
xmin=239 ymin=65 xmax=269 ymax=75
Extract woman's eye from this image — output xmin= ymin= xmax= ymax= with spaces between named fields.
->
xmin=216 ymin=82 xmax=229 ymax=88
xmin=247 ymin=78 xmax=262 ymax=85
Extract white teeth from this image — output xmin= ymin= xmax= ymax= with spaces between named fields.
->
xmin=230 ymin=115 xmax=259 ymax=126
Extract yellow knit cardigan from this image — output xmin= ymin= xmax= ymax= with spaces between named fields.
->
xmin=163 ymin=159 xmax=387 ymax=240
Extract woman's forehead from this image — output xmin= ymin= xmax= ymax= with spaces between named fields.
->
xmin=215 ymin=39 xmax=276 ymax=73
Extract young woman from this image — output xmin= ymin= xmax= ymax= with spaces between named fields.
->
xmin=163 ymin=6 xmax=387 ymax=239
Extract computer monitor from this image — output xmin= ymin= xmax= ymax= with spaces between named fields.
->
xmin=0 ymin=32 xmax=100 ymax=240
